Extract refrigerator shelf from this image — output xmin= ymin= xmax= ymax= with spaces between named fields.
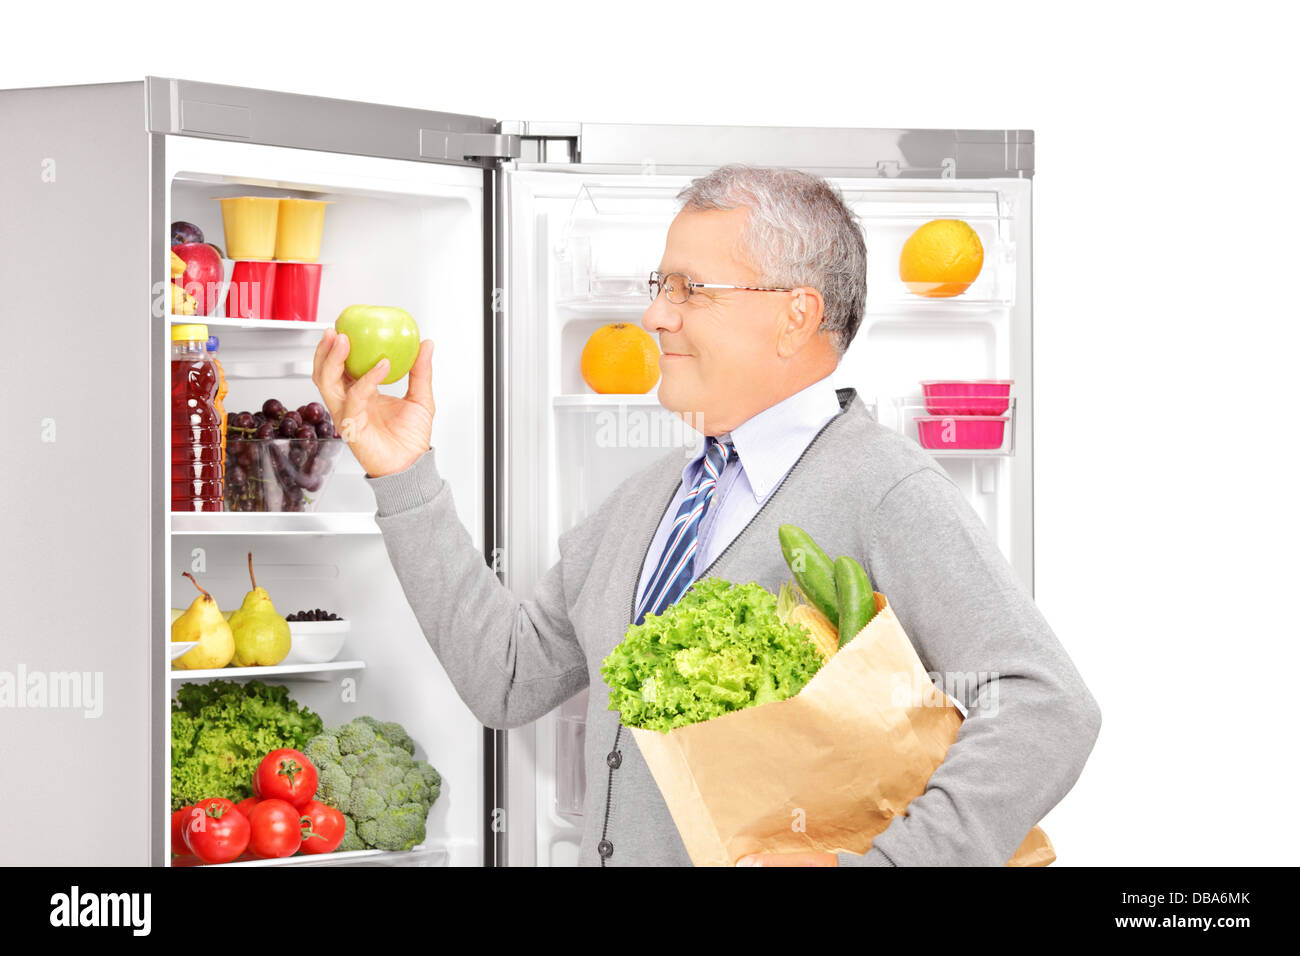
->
xmin=169 ymin=659 xmax=365 ymax=682
xmin=186 ymin=844 xmax=447 ymax=868
xmin=553 ymin=392 xmax=661 ymax=407
xmin=169 ymin=314 xmax=331 ymax=332
xmin=217 ymin=358 xmax=315 ymax=379
xmin=866 ymin=295 xmax=1013 ymax=314
xmin=170 ymin=512 xmax=380 ymax=534
xmin=555 ymin=295 xmax=649 ymax=316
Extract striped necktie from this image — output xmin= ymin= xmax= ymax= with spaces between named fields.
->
xmin=634 ymin=436 xmax=736 ymax=626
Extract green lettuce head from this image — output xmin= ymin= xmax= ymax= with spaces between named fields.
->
xmin=601 ymin=577 xmax=823 ymax=732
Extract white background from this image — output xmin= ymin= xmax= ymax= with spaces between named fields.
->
xmin=4 ymin=0 xmax=1295 ymax=865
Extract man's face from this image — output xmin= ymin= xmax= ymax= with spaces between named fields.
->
xmin=643 ymin=206 xmax=791 ymax=434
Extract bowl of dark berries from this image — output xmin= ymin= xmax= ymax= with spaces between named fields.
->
xmin=224 ymin=400 xmax=344 ymax=513
xmin=283 ymin=608 xmax=350 ymax=664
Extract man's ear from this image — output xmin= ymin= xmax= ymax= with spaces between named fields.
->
xmin=777 ymin=287 xmax=826 ymax=358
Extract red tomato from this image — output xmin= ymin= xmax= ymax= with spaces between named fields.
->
xmin=248 ymin=799 xmax=303 ymax=858
xmin=183 ymin=798 xmax=250 ymax=865
xmin=299 ymin=800 xmax=346 ymax=855
xmin=254 ymin=749 xmax=318 ymax=809
xmin=235 ymin=796 xmax=260 ymax=817
xmin=170 ymin=806 xmax=199 ymax=860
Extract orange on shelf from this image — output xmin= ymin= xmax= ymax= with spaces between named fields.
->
xmin=580 ymin=323 xmax=661 ymax=394
xmin=898 ymin=219 xmax=985 ymax=297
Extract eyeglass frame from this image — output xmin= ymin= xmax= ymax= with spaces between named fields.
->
xmin=648 ymin=270 xmax=794 ymax=304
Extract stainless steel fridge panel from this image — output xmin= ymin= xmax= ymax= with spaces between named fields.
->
xmin=0 ymin=81 xmax=156 ymax=865
xmin=505 ymin=121 xmax=1033 ymax=178
xmin=147 ymin=77 xmax=516 ymax=168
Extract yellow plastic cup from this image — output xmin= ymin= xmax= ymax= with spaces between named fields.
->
xmin=218 ymin=197 xmax=280 ymax=260
xmin=274 ymin=199 xmax=330 ymax=261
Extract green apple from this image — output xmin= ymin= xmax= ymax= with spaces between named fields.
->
xmin=335 ymin=305 xmax=420 ymax=385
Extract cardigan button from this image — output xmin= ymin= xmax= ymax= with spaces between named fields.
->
xmin=606 ymin=750 xmax=622 ymax=769
xmin=597 ymin=839 xmax=614 ymax=859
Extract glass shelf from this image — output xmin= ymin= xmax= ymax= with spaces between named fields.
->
xmin=170 ymin=512 xmax=380 ymax=535
xmin=177 ymin=844 xmax=448 ymax=868
xmin=169 ymin=313 xmax=330 ymax=332
xmin=169 ymin=660 xmax=365 ymax=682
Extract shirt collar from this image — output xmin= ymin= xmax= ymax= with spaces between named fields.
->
xmin=679 ymin=375 xmax=843 ymax=502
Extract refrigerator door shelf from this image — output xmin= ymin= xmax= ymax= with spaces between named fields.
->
xmin=887 ymin=397 xmax=1019 ymax=457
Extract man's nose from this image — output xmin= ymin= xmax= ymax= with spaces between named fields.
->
xmin=642 ymin=295 xmax=680 ymax=335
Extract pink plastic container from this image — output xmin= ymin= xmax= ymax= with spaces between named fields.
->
xmin=273 ymin=263 xmax=323 ymax=322
xmin=917 ymin=416 xmax=1008 ymax=450
xmin=921 ymin=380 xmax=1013 ymax=416
xmin=225 ymin=260 xmax=277 ymax=319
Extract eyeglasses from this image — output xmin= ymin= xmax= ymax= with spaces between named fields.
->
xmin=648 ymin=270 xmax=793 ymax=305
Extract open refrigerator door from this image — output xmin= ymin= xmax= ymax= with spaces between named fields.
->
xmin=497 ymin=129 xmax=1032 ymax=866
xmin=161 ymin=133 xmax=492 ymax=866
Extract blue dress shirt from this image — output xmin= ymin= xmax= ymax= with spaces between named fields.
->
xmin=634 ymin=375 xmax=843 ymax=613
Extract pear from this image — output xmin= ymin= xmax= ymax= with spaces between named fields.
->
xmin=172 ymin=572 xmax=235 ymax=670
xmin=228 ymin=552 xmax=291 ymax=667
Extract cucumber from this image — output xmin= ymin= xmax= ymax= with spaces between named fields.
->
xmin=778 ymin=524 xmax=839 ymax=628
xmin=833 ymin=555 xmax=876 ymax=648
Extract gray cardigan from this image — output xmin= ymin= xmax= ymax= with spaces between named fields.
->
xmin=367 ymin=387 xmax=1102 ymax=866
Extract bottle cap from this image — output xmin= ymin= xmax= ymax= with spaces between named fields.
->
xmin=206 ymin=335 xmax=220 ymax=352
xmin=171 ymin=324 xmax=209 ymax=342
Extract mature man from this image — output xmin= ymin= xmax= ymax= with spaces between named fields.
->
xmin=311 ymin=164 xmax=1101 ymax=867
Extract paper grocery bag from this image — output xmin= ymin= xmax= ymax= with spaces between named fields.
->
xmin=628 ymin=593 xmax=1055 ymax=867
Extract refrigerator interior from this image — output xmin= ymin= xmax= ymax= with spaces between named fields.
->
xmin=162 ymin=136 xmax=486 ymax=866
xmin=501 ymin=168 xmax=1032 ymax=866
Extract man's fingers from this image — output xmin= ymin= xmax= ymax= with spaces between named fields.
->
xmin=403 ymin=339 xmax=436 ymax=414
xmin=313 ymin=330 xmax=350 ymax=416
xmin=340 ymin=357 xmax=390 ymax=429
xmin=312 ymin=329 xmax=335 ymax=384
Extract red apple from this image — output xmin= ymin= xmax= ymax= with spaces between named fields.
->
xmin=173 ymin=243 xmax=224 ymax=316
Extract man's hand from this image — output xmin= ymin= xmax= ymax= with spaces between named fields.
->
xmin=735 ymin=852 xmax=838 ymax=867
xmin=312 ymin=329 xmax=436 ymax=478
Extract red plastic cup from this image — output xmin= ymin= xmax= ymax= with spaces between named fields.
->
xmin=916 ymin=416 xmax=1008 ymax=450
xmin=273 ymin=263 xmax=322 ymax=322
xmin=225 ymin=260 xmax=278 ymax=319
xmin=920 ymin=380 xmax=1013 ymax=416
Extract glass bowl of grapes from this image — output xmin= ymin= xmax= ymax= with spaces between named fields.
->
xmin=224 ymin=399 xmax=344 ymax=513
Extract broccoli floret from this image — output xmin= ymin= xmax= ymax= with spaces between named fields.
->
xmin=303 ymin=731 xmax=340 ymax=768
xmin=315 ymin=762 xmax=353 ymax=814
xmin=303 ymin=716 xmax=443 ymax=853
xmin=338 ymin=815 xmax=365 ymax=853
xmin=336 ymin=720 xmax=379 ymax=756
xmin=357 ymin=803 xmax=428 ymax=852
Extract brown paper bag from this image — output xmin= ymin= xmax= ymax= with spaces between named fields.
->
xmin=629 ymin=593 xmax=1055 ymax=867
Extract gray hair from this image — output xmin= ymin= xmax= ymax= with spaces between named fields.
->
xmin=676 ymin=165 xmax=867 ymax=355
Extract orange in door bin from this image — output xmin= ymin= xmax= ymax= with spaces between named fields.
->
xmin=580 ymin=323 xmax=661 ymax=394
xmin=899 ymin=219 xmax=985 ymax=297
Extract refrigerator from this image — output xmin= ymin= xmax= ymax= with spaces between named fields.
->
xmin=0 ymin=78 xmax=1034 ymax=867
